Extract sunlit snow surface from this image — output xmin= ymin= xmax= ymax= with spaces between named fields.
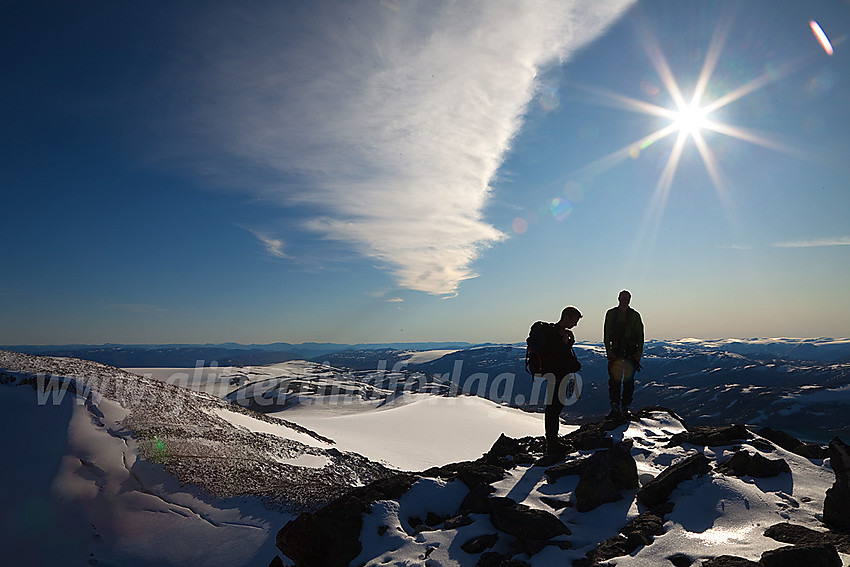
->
xmin=347 ymin=412 xmax=844 ymax=567
xmin=2 ymin=350 xmax=848 ymax=567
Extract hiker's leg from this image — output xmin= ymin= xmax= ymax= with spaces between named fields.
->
xmin=607 ymin=359 xmax=622 ymax=405
xmin=545 ymin=376 xmax=565 ymax=447
xmin=621 ymin=359 xmax=636 ymax=407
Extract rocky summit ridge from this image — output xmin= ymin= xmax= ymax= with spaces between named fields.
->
xmin=275 ymin=408 xmax=850 ymax=567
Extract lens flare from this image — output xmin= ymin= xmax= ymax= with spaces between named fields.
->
xmin=810 ymin=20 xmax=834 ymax=56
xmin=550 ymin=198 xmax=573 ymax=221
xmin=512 ymin=217 xmax=528 ymax=234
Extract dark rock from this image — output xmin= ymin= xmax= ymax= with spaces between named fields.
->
xmin=460 ymin=483 xmax=495 ymax=514
xmin=513 ymin=452 xmax=537 ymax=465
xmin=637 ymin=453 xmax=711 ymax=508
xmin=700 ymin=556 xmax=759 ymax=567
xmin=764 ymin=523 xmax=850 ymax=553
xmin=425 ymin=511 xmax=447 ymax=527
xmin=276 ymin=473 xmax=417 ymax=567
xmin=667 ymin=553 xmax=693 ymax=566
xmin=455 ymin=462 xmax=508 ymax=488
xmin=716 ymin=450 xmax=791 ymax=478
xmin=475 ymin=552 xmax=531 ymax=567
xmin=668 ymin=424 xmax=752 ymax=447
xmin=269 ymin=556 xmax=285 ymax=567
xmin=587 ymin=534 xmax=636 ymax=563
xmin=476 ymin=552 xmax=507 ymax=567
xmin=544 ymin=455 xmax=588 ymax=482
xmin=484 ymin=434 xmax=533 ymax=466
xmin=444 ymin=514 xmax=474 ymax=530
xmin=577 ymin=506 xmax=671 ymax=564
xmin=573 ymin=441 xmax=638 ymax=512
xmin=749 ymin=438 xmax=775 ymax=452
xmin=489 ymin=502 xmax=571 ymax=540
xmin=461 ymin=533 xmax=499 ymax=554
xmin=621 ymin=509 xmax=666 ymax=546
xmin=824 ymin=437 xmax=850 ymax=533
xmin=760 ymin=544 xmax=842 ymax=567
xmin=564 ymin=422 xmax=614 ymax=450
xmin=757 ymin=427 xmax=829 ymax=460
xmin=575 ymin=474 xmax=622 ymax=513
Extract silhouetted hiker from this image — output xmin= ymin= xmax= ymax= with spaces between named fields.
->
xmin=604 ymin=290 xmax=644 ymax=419
xmin=526 ymin=306 xmax=582 ymax=455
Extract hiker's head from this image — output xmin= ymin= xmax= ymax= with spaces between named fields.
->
xmin=618 ymin=290 xmax=631 ymax=308
xmin=560 ymin=306 xmax=582 ymax=329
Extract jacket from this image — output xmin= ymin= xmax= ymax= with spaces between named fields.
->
xmin=604 ymin=307 xmax=644 ymax=359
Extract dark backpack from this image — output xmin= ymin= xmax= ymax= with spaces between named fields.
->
xmin=525 ymin=321 xmax=551 ymax=375
xmin=525 ymin=321 xmax=581 ymax=376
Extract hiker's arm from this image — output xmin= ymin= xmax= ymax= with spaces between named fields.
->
xmin=634 ymin=312 xmax=644 ymax=360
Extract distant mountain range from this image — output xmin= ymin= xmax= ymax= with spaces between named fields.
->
xmin=3 ymin=337 xmax=849 ymax=367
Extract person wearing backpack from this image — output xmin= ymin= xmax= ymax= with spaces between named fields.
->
xmin=604 ymin=290 xmax=644 ymax=419
xmin=526 ymin=306 xmax=582 ymax=455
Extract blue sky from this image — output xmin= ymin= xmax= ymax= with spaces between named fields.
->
xmin=2 ymin=0 xmax=849 ymax=345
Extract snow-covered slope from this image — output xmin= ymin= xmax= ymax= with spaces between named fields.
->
xmin=276 ymin=409 xmax=848 ymax=567
xmin=3 ymin=346 xmax=849 ymax=566
xmin=0 ymin=351 xmax=394 ymax=567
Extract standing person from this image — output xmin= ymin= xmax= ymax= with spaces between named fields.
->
xmin=526 ymin=306 xmax=582 ymax=455
xmin=604 ymin=290 xmax=644 ymax=419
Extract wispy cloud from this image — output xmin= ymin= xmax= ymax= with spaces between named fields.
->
xmin=174 ymin=0 xmax=635 ymax=294
xmin=245 ymin=228 xmax=288 ymax=259
xmin=386 ymin=297 xmax=404 ymax=303
xmin=772 ymin=236 xmax=850 ymax=248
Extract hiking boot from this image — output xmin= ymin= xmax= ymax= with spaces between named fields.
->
xmin=620 ymin=405 xmax=631 ymax=419
xmin=606 ymin=403 xmax=621 ymax=420
xmin=545 ymin=439 xmax=568 ymax=456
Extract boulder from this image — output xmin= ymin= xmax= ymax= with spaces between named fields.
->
xmin=444 ymin=514 xmax=474 ymax=530
xmin=570 ymin=441 xmax=638 ymax=512
xmin=667 ymin=553 xmax=693 ymax=566
xmin=564 ymin=422 xmax=615 ymax=450
xmin=460 ymin=483 xmax=496 ymax=514
xmin=757 ymin=427 xmax=829 ymax=460
xmin=637 ymin=453 xmax=711 ymax=508
xmin=700 ymin=556 xmax=759 ymax=567
xmin=716 ymin=450 xmax=791 ymax=478
xmin=489 ymin=502 xmax=571 ymax=541
xmin=760 ymin=544 xmax=842 ymax=567
xmin=764 ymin=523 xmax=850 ymax=553
xmin=461 ymin=533 xmax=499 ymax=554
xmin=454 ymin=462 xmax=508 ymax=488
xmin=823 ymin=437 xmax=850 ymax=533
xmin=276 ymin=473 xmax=417 ymax=567
xmin=668 ymin=424 xmax=752 ymax=447
xmin=475 ymin=552 xmax=531 ymax=567
xmin=575 ymin=504 xmax=672 ymax=565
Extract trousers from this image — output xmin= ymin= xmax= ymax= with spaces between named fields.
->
xmin=608 ymin=357 xmax=636 ymax=407
xmin=544 ymin=374 xmax=573 ymax=446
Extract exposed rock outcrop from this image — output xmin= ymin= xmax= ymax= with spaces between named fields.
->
xmin=668 ymin=424 xmax=752 ymax=447
xmin=757 ymin=427 xmax=829 ymax=460
xmin=823 ymin=437 xmax=850 ymax=533
xmin=637 ymin=452 xmax=712 ymax=508
xmin=759 ymin=543 xmax=842 ymax=567
xmin=764 ymin=522 xmax=850 ymax=553
xmin=276 ymin=474 xmax=417 ymax=567
xmin=716 ymin=450 xmax=791 ymax=478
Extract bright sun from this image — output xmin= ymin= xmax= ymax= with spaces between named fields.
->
xmin=672 ymin=101 xmax=709 ymax=136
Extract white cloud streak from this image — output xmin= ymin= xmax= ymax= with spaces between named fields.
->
xmin=178 ymin=0 xmax=635 ymax=294
xmin=245 ymin=228 xmax=289 ymax=259
xmin=772 ymin=236 xmax=850 ymax=248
